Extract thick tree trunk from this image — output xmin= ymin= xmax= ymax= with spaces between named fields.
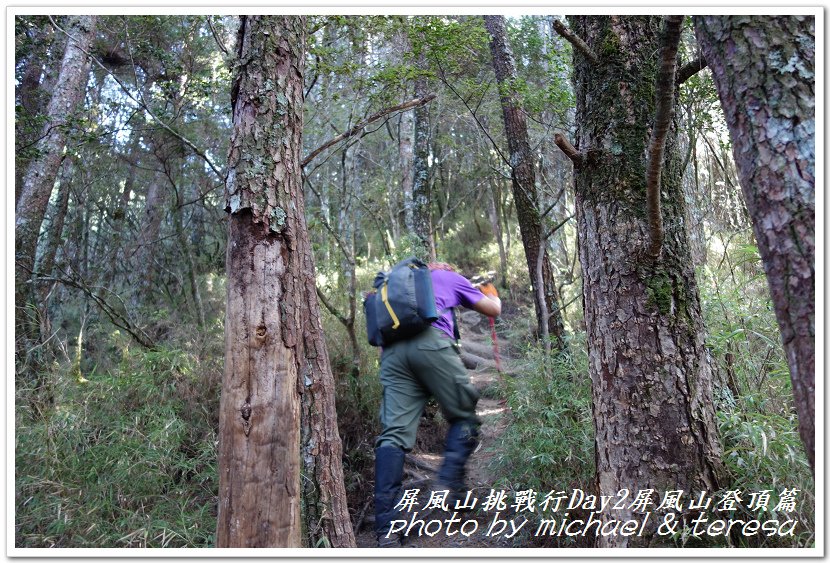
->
xmin=694 ymin=15 xmax=815 ymax=471
xmin=570 ymin=15 xmax=722 ymax=547
xmin=15 ymin=14 xmax=96 ymax=365
xmin=484 ymin=15 xmax=565 ymax=347
xmin=217 ymin=15 xmax=355 ymax=548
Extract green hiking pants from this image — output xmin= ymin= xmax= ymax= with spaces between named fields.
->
xmin=376 ymin=327 xmax=481 ymax=450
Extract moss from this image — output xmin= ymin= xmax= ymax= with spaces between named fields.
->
xmin=600 ymin=29 xmax=621 ymax=58
xmin=646 ymin=271 xmax=673 ymax=315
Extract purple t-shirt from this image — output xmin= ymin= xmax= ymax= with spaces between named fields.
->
xmin=430 ymin=269 xmax=485 ymax=340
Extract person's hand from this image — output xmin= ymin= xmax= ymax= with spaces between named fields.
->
xmin=480 ymin=282 xmax=499 ymax=299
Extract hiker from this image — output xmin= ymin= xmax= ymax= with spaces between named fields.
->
xmin=373 ymin=261 xmax=501 ymax=547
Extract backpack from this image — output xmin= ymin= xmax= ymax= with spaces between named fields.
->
xmin=364 ymin=257 xmax=440 ymax=347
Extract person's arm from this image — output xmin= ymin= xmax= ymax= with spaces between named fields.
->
xmin=472 ymin=283 xmax=501 ymax=318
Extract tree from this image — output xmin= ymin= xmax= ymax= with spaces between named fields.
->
xmin=16 ymin=15 xmax=97 ymax=369
xmin=559 ymin=15 xmax=722 ymax=546
xmin=15 ymin=17 xmax=58 ymax=207
xmin=216 ymin=15 xmax=354 ymax=547
xmin=694 ymin=15 xmax=815 ymax=471
xmin=411 ymin=30 xmax=435 ymax=260
xmin=484 ymin=15 xmax=565 ymax=348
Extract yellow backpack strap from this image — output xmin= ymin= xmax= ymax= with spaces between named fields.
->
xmin=380 ymin=281 xmax=400 ymax=329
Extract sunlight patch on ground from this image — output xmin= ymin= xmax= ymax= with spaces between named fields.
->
xmin=477 ymin=405 xmax=508 ymax=417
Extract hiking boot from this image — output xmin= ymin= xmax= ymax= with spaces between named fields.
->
xmin=437 ymin=421 xmax=479 ymax=493
xmin=374 ymin=445 xmax=406 ymax=539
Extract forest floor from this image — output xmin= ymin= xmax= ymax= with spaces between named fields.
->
xmin=355 ymin=308 xmax=520 ymax=548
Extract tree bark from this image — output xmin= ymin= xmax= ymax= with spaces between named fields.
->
xmin=15 ymin=14 xmax=96 ymax=365
xmin=400 ymin=104 xmax=415 ymax=237
xmin=487 ymin=177 xmax=509 ymax=288
xmin=645 ymin=15 xmax=683 ymax=258
xmin=15 ymin=20 xmax=57 ymax=208
xmin=484 ymin=15 xmax=565 ymax=347
xmin=411 ymin=40 xmax=434 ymax=260
xmin=217 ymin=15 xmax=355 ymax=548
xmin=570 ymin=15 xmax=722 ymax=547
xmin=694 ymin=15 xmax=815 ymax=470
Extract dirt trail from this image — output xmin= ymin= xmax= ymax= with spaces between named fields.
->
xmin=355 ymin=309 xmax=518 ymax=548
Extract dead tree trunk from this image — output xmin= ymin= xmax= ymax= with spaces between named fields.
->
xmin=484 ymin=15 xmax=565 ymax=347
xmin=695 ymin=15 xmax=815 ymax=470
xmin=567 ymin=15 xmax=722 ymax=546
xmin=217 ymin=15 xmax=355 ymax=548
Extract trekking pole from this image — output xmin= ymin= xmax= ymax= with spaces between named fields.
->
xmin=489 ymin=317 xmax=502 ymax=373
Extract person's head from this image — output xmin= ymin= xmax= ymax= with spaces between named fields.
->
xmin=428 ymin=261 xmax=455 ymax=272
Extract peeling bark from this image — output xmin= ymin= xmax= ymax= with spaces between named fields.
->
xmin=217 ymin=15 xmax=355 ymax=548
xmin=570 ymin=15 xmax=722 ymax=547
xmin=695 ymin=15 xmax=815 ymax=470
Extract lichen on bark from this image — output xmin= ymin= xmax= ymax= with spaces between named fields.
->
xmin=570 ymin=15 xmax=722 ymax=547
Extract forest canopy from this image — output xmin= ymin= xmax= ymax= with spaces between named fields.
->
xmin=12 ymin=12 xmax=817 ymax=552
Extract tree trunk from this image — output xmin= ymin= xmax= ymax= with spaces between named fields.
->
xmin=217 ymin=15 xmax=355 ymax=548
xmin=411 ymin=44 xmax=434 ymax=260
xmin=15 ymin=19 xmax=59 ymax=208
xmin=694 ymin=15 xmax=815 ymax=470
xmin=487 ymin=177 xmax=509 ymax=288
xmin=101 ymin=133 xmax=143 ymax=290
xmin=173 ymin=201 xmax=206 ymax=328
xmin=132 ymin=175 xmax=165 ymax=306
xmin=484 ymin=15 xmax=565 ymax=347
xmin=569 ymin=15 xmax=722 ymax=547
xmin=15 ymin=14 xmax=96 ymax=365
xmin=399 ymin=99 xmax=415 ymax=239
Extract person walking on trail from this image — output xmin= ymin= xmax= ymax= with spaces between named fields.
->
xmin=374 ymin=261 xmax=501 ymax=547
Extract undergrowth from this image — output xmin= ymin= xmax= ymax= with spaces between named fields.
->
xmin=490 ymin=333 xmax=595 ymax=547
xmin=16 ymin=340 xmax=222 ymax=548
xmin=699 ymin=241 xmax=814 ymax=547
xmin=491 ymin=241 xmax=814 ymax=548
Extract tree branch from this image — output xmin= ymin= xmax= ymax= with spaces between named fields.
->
xmin=554 ymin=133 xmax=583 ymax=166
xmin=551 ymin=18 xmax=599 ymax=64
xmin=48 ymin=16 xmax=225 ymax=181
xmin=207 ymin=16 xmax=230 ymax=56
xmin=30 ymin=273 xmax=156 ymax=349
xmin=544 ymin=213 xmax=574 ymax=240
xmin=316 ymin=286 xmax=351 ymax=328
xmin=677 ymin=55 xmax=707 ymax=85
xmin=646 ymin=15 xmax=684 ymax=258
xmin=436 ymin=59 xmax=510 ymax=167
xmin=301 ymin=94 xmax=437 ymax=168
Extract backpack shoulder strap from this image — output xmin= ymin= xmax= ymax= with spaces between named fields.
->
xmin=438 ymin=306 xmax=461 ymax=346
xmin=451 ymin=307 xmax=460 ymax=345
